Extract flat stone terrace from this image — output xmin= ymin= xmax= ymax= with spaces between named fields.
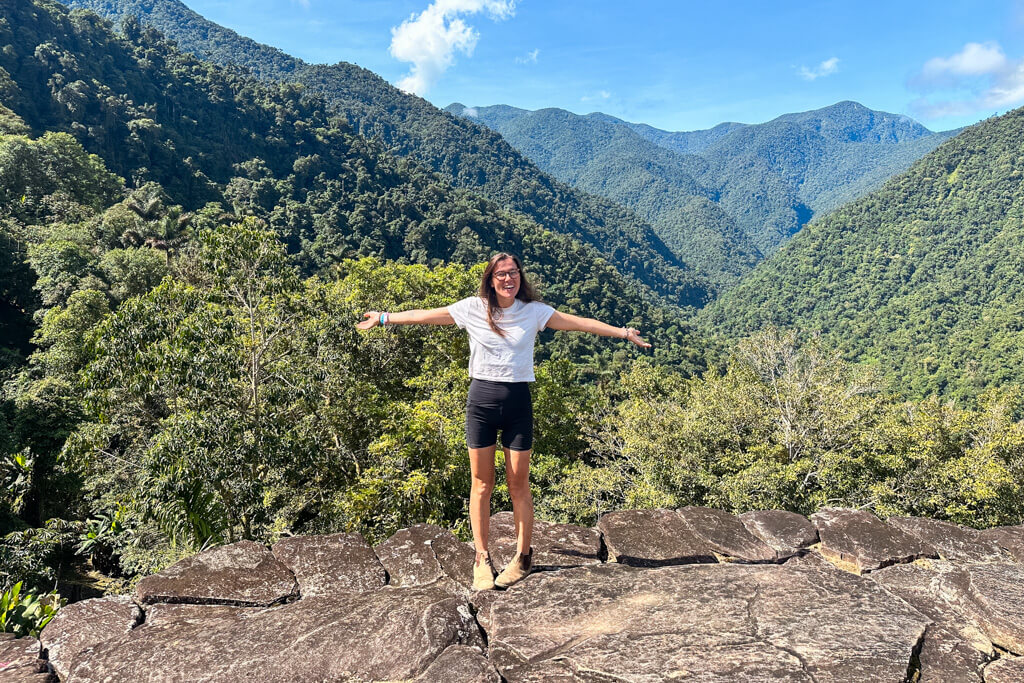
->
xmin=4 ymin=507 xmax=1024 ymax=681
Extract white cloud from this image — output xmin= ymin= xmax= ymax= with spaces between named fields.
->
xmin=921 ymin=42 xmax=1006 ymax=79
xmin=986 ymin=62 xmax=1024 ymax=106
xmin=798 ymin=57 xmax=839 ymax=81
xmin=580 ymin=90 xmax=611 ymax=102
xmin=463 ymin=106 xmax=479 ymax=117
xmin=390 ymin=0 xmax=516 ymax=95
xmin=515 ymin=48 xmax=539 ymax=65
xmin=911 ymin=41 xmax=1024 ymax=119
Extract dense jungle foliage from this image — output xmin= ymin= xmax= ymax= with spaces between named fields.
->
xmin=0 ymin=0 xmax=703 ymax=600
xmin=0 ymin=0 xmax=1021 ymax=623
xmin=7 ymin=209 xmax=1024 ymax=598
xmin=701 ymin=105 xmax=1024 ymax=401
xmin=1 ymin=0 xmax=703 ymax=360
xmin=64 ymin=0 xmax=708 ymax=306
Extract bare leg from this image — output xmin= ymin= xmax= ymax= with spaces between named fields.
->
xmin=504 ymin=448 xmax=533 ymax=554
xmin=469 ymin=445 xmax=497 ymax=554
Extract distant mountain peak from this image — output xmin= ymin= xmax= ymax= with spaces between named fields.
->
xmin=772 ymin=100 xmax=934 ymax=143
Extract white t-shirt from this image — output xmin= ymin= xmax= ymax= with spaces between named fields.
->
xmin=447 ymin=296 xmax=556 ymax=382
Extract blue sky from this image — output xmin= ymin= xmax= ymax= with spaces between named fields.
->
xmin=182 ymin=0 xmax=1024 ymax=132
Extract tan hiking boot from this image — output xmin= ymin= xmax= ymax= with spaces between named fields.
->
xmin=495 ymin=548 xmax=532 ymax=588
xmin=472 ymin=551 xmax=496 ymax=591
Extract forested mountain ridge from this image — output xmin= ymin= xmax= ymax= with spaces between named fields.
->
xmin=1 ymin=0 xmax=711 ymax=346
xmin=588 ymin=112 xmax=746 ymax=156
xmin=699 ymin=105 xmax=1024 ymax=400
xmin=698 ymin=102 xmax=959 ymax=253
xmin=454 ymin=101 xmax=957 ymax=265
xmin=771 ymin=100 xmax=933 ymax=143
xmin=61 ymin=0 xmax=708 ymax=306
xmin=446 ymin=103 xmax=762 ymax=290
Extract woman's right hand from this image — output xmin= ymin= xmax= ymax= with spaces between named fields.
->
xmin=624 ymin=327 xmax=652 ymax=349
xmin=356 ymin=312 xmax=381 ymax=330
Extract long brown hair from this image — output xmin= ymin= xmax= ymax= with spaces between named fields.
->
xmin=478 ymin=253 xmax=540 ymax=337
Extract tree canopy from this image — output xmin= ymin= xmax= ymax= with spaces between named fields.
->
xmin=700 ymin=106 xmax=1024 ymax=401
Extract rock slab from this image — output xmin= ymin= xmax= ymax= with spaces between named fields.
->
xmin=739 ymin=509 xmax=819 ymax=558
xmin=39 ymin=595 xmax=140 ymax=680
xmin=887 ymin=517 xmax=1006 ymax=563
xmin=417 ymin=645 xmax=501 ymax=682
xmin=272 ymin=532 xmax=385 ymax=596
xmin=70 ymin=585 xmax=482 ymax=682
xmin=871 ymin=562 xmax=993 ymax=682
xmin=811 ymin=507 xmax=937 ymax=573
xmin=485 ymin=562 xmax=929 ymax=682
xmin=0 ymin=634 xmax=51 ymax=682
xmin=597 ymin=508 xmax=716 ymax=567
xmin=143 ymin=603 xmax=254 ymax=628
xmin=376 ymin=523 xmax=475 ymax=590
xmin=678 ymin=505 xmax=778 ymax=562
xmin=136 ymin=539 xmax=298 ymax=606
xmin=947 ymin=562 xmax=1024 ymax=653
xmin=978 ymin=526 xmax=1024 ymax=563
xmin=39 ymin=509 xmax=1024 ymax=681
xmin=985 ymin=656 xmax=1024 ymax=683
xmin=875 ymin=559 xmax=1024 ymax=660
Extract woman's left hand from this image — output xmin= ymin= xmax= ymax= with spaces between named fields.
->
xmin=624 ymin=327 xmax=651 ymax=348
xmin=356 ymin=311 xmax=381 ymax=330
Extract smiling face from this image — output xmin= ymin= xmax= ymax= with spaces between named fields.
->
xmin=491 ymin=257 xmax=521 ymax=306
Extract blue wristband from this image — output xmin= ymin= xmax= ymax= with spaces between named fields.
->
xmin=380 ymin=312 xmax=389 ymax=326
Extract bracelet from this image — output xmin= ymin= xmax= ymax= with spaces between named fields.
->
xmin=622 ymin=326 xmax=629 ymax=339
xmin=380 ymin=312 xmax=390 ymax=326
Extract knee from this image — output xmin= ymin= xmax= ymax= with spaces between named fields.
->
xmin=507 ymin=477 xmax=531 ymax=500
xmin=472 ymin=476 xmax=494 ymax=498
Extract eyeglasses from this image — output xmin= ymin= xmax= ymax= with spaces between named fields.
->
xmin=493 ymin=269 xmax=520 ymax=280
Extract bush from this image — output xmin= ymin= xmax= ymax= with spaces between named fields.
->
xmin=0 ymin=581 xmax=62 ymax=638
xmin=543 ymin=329 xmax=1024 ymax=528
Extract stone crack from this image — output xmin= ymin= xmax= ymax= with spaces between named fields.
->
xmin=747 ymin=582 xmax=820 ymax=683
xmin=904 ymin=625 xmax=926 ymax=683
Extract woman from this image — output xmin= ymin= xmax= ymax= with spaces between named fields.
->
xmin=357 ymin=253 xmax=650 ymax=590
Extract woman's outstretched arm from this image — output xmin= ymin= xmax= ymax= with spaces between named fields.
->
xmin=356 ymin=307 xmax=455 ymax=330
xmin=546 ymin=311 xmax=651 ymax=348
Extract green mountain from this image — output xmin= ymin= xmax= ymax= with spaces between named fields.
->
xmin=453 ymin=101 xmax=957 ymax=268
xmin=698 ymin=106 xmax=1024 ymax=400
xmin=448 ymin=104 xmax=761 ymax=290
xmin=61 ymin=0 xmax=708 ymax=307
xmin=699 ymin=102 xmax=958 ymax=251
xmin=0 ymin=0 xmax=703 ymax=369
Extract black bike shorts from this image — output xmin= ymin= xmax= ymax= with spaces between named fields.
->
xmin=465 ymin=379 xmax=533 ymax=451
